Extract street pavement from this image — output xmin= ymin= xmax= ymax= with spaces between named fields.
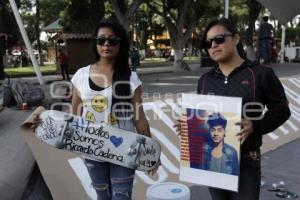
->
xmin=0 ymin=61 xmax=300 ymax=200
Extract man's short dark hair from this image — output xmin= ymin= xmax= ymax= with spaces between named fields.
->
xmin=207 ymin=112 xmax=227 ymax=129
xmin=263 ymin=16 xmax=269 ymax=22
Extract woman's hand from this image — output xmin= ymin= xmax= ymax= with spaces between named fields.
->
xmin=29 ymin=114 xmax=42 ymax=131
xmin=235 ymin=119 xmax=254 ymax=144
xmin=173 ymin=114 xmax=188 ymax=137
xmin=148 ymin=159 xmax=161 ymax=176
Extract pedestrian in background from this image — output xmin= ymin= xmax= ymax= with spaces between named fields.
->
xmin=257 ymin=16 xmax=274 ymax=64
xmin=175 ymin=18 xmax=290 ymax=200
xmin=130 ymin=47 xmax=140 ymax=71
xmin=58 ymin=48 xmax=70 ymax=81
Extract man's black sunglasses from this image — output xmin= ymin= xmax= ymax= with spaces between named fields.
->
xmin=95 ymin=36 xmax=121 ymax=46
xmin=204 ymin=33 xmax=233 ymax=49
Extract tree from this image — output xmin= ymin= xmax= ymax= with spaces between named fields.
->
xmin=20 ymin=0 xmax=53 ymax=66
xmin=148 ymin=0 xmax=221 ymax=71
xmin=227 ymin=0 xmax=262 ymax=61
xmin=39 ymin=0 xmax=67 ymax=27
xmin=244 ymin=0 xmax=262 ymax=47
xmin=129 ymin=3 xmax=165 ymax=57
xmin=0 ymin=0 xmax=20 ymax=79
xmin=20 ymin=0 xmax=66 ymax=40
xmin=61 ymin=0 xmax=105 ymax=33
xmin=109 ymin=0 xmax=144 ymax=33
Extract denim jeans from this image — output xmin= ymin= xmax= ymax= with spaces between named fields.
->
xmin=85 ymin=159 xmax=135 ymax=200
xmin=258 ymin=39 xmax=271 ymax=63
xmin=209 ymin=150 xmax=261 ymax=200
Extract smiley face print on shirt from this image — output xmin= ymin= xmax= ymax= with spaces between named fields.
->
xmin=108 ymin=113 xmax=118 ymax=125
xmin=85 ymin=111 xmax=95 ymax=122
xmin=91 ymin=95 xmax=108 ymax=112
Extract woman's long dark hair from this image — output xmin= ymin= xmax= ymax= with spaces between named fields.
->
xmin=92 ymin=20 xmax=132 ymax=122
xmin=201 ymin=18 xmax=246 ymax=60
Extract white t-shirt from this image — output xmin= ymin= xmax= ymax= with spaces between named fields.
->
xmin=71 ymin=65 xmax=142 ymax=132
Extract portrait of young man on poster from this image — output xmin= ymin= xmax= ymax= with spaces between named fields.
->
xmin=203 ymin=112 xmax=239 ymax=176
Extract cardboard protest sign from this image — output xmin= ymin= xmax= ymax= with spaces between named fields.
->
xmin=21 ymin=107 xmax=90 ymax=200
xmin=180 ymin=94 xmax=242 ymax=192
xmin=19 ymin=76 xmax=300 ymax=199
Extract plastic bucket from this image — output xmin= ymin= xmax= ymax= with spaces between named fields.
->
xmin=146 ymin=182 xmax=190 ymax=200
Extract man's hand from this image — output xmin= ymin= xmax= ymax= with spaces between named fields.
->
xmin=173 ymin=114 xmax=188 ymax=137
xmin=148 ymin=159 xmax=161 ymax=176
xmin=235 ymin=119 xmax=254 ymax=144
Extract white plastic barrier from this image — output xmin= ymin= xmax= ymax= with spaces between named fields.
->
xmin=146 ymin=182 xmax=190 ymax=200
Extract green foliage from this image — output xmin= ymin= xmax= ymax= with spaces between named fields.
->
xmin=4 ymin=64 xmax=56 ymax=77
xmin=0 ymin=1 xmax=20 ymax=48
xmin=39 ymin=0 xmax=67 ymax=27
xmin=19 ymin=0 xmax=67 ymax=44
xmin=103 ymin=1 xmax=114 ymax=19
xmin=22 ymin=12 xmax=36 ymax=42
xmin=61 ymin=0 xmax=105 ymax=33
xmin=148 ymin=0 xmax=221 ymax=48
xmin=285 ymin=27 xmax=300 ymax=43
xmin=133 ymin=3 xmax=165 ymax=49
xmin=116 ymin=0 xmax=127 ymax=14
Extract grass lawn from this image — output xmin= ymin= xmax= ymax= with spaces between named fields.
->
xmin=142 ymin=56 xmax=199 ymax=63
xmin=183 ymin=56 xmax=200 ymax=61
xmin=4 ymin=56 xmax=200 ymax=77
xmin=141 ymin=58 xmax=168 ymax=63
xmin=4 ymin=64 xmax=57 ymax=77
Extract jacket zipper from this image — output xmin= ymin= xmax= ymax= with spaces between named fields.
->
xmin=224 ymin=76 xmax=228 ymax=84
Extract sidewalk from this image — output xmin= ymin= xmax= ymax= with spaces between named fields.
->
xmin=0 ymin=62 xmax=299 ymax=200
xmin=0 ymin=62 xmax=204 ymax=200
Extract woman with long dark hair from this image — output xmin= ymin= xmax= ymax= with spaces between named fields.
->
xmin=71 ymin=20 xmax=157 ymax=200
xmin=175 ymin=18 xmax=290 ymax=200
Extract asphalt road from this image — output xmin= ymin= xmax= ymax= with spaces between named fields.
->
xmin=1 ymin=62 xmax=299 ymax=200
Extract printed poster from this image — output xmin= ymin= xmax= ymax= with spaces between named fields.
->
xmin=180 ymin=94 xmax=242 ymax=192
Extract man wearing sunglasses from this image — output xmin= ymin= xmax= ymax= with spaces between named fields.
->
xmin=203 ymin=33 xmax=233 ymax=50
xmin=175 ymin=18 xmax=290 ymax=200
xmin=198 ymin=18 xmax=289 ymax=200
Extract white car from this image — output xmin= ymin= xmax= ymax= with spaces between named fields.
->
xmin=11 ymin=50 xmax=21 ymax=56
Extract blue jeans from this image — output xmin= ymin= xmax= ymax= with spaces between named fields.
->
xmin=85 ymin=159 xmax=135 ymax=200
xmin=209 ymin=150 xmax=261 ymax=200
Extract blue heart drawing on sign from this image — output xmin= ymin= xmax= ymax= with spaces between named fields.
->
xmin=110 ymin=136 xmax=123 ymax=147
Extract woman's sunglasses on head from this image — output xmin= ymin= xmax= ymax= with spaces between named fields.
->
xmin=95 ymin=36 xmax=121 ymax=46
xmin=204 ymin=33 xmax=233 ymax=49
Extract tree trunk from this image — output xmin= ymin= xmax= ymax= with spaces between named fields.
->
xmin=139 ymin=30 xmax=147 ymax=60
xmin=0 ymin=37 xmax=5 ymax=80
xmin=245 ymin=0 xmax=262 ymax=61
xmin=171 ymin=31 xmax=193 ymax=72
xmin=245 ymin=0 xmax=262 ymax=47
xmin=0 ymin=2 xmax=5 ymax=79
xmin=173 ymin=49 xmax=184 ymax=72
xmin=110 ymin=0 xmax=142 ymax=33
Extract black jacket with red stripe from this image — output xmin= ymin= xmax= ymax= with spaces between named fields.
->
xmin=197 ymin=60 xmax=291 ymax=153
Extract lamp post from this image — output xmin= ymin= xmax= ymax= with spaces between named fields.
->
xmin=280 ymin=25 xmax=286 ymax=63
xmin=225 ymin=0 xmax=229 ymax=19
